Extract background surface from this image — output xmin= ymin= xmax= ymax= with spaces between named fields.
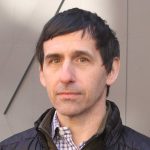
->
xmin=0 ymin=0 xmax=150 ymax=141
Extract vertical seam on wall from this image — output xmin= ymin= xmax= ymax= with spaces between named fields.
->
xmin=125 ymin=0 xmax=129 ymax=125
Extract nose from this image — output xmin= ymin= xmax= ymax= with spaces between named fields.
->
xmin=59 ymin=61 xmax=75 ymax=84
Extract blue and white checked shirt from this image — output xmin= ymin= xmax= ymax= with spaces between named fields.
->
xmin=51 ymin=112 xmax=85 ymax=150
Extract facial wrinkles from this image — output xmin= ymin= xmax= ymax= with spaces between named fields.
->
xmin=43 ymin=31 xmax=105 ymax=97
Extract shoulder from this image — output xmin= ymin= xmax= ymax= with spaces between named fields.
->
xmin=0 ymin=128 xmax=38 ymax=149
xmin=120 ymin=126 xmax=150 ymax=150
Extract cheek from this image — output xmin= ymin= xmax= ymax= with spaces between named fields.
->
xmin=87 ymin=70 xmax=107 ymax=94
xmin=43 ymin=75 xmax=56 ymax=99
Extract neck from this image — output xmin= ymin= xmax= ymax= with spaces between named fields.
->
xmin=56 ymin=100 xmax=106 ymax=146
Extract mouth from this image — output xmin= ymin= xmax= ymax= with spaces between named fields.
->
xmin=56 ymin=92 xmax=81 ymax=100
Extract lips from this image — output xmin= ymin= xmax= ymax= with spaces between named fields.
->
xmin=56 ymin=92 xmax=81 ymax=100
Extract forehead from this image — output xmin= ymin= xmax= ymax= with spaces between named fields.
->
xmin=43 ymin=30 xmax=98 ymax=56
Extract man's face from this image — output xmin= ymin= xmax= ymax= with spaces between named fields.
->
xmin=40 ymin=30 xmax=114 ymax=117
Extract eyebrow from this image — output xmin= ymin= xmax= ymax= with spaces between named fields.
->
xmin=72 ymin=50 xmax=94 ymax=59
xmin=44 ymin=53 xmax=62 ymax=61
xmin=44 ymin=50 xmax=93 ymax=61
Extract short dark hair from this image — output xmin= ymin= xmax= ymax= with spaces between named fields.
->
xmin=36 ymin=8 xmax=120 ymax=96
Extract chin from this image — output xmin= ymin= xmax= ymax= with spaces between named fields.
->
xmin=57 ymin=108 xmax=81 ymax=117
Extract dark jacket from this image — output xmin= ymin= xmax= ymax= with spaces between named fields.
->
xmin=0 ymin=100 xmax=150 ymax=150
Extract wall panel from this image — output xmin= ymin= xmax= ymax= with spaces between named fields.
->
xmin=0 ymin=0 xmax=63 ymax=140
xmin=1 ymin=0 xmax=149 ymax=141
xmin=127 ymin=0 xmax=150 ymax=136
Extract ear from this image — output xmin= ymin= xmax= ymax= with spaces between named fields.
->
xmin=39 ymin=66 xmax=46 ymax=87
xmin=106 ymin=57 xmax=120 ymax=86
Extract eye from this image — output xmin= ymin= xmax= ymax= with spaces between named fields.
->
xmin=77 ymin=57 xmax=89 ymax=63
xmin=49 ymin=57 xmax=61 ymax=64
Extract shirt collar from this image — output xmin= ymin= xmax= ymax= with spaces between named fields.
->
xmin=51 ymin=111 xmax=60 ymax=139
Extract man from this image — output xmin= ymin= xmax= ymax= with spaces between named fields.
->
xmin=0 ymin=8 xmax=150 ymax=150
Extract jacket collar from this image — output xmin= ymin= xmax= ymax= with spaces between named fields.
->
xmin=35 ymin=100 xmax=123 ymax=147
xmin=34 ymin=108 xmax=57 ymax=149
xmin=103 ymin=100 xmax=123 ymax=146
